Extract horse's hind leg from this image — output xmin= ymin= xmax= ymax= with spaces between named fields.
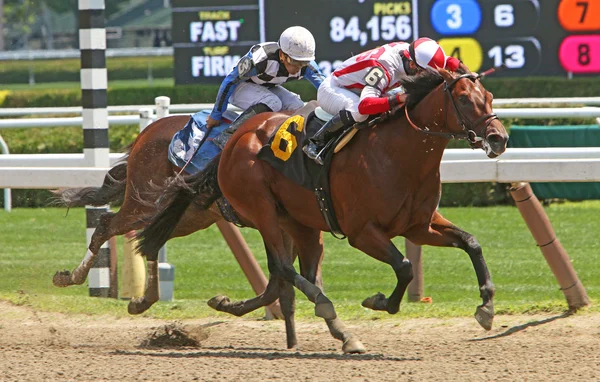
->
xmin=405 ymin=211 xmax=495 ymax=330
xmin=53 ymin=210 xmax=137 ymax=287
xmin=348 ymin=222 xmax=413 ymax=315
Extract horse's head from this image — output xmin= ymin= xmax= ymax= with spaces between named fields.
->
xmin=437 ymin=68 xmax=508 ymax=158
xmin=400 ymin=68 xmax=508 ymax=158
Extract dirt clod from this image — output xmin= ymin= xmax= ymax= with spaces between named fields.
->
xmin=140 ymin=322 xmax=208 ymax=348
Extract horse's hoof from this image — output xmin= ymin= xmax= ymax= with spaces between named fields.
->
xmin=342 ymin=337 xmax=367 ymax=354
xmin=475 ymin=304 xmax=494 ymax=331
xmin=52 ymin=270 xmax=73 ymax=287
xmin=361 ymin=292 xmax=388 ymax=311
xmin=207 ymin=295 xmax=230 ymax=311
xmin=314 ymin=294 xmax=336 ymax=320
xmin=128 ymin=297 xmax=150 ymax=315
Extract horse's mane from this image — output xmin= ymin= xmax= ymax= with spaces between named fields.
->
xmin=399 ymin=67 xmax=468 ymax=109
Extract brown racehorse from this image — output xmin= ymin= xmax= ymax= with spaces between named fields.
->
xmin=137 ymin=67 xmax=509 ymax=353
xmin=51 ymin=114 xmax=310 ymax=324
xmin=52 ymin=115 xmax=221 ymax=313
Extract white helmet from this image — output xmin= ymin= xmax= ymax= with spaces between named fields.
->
xmin=278 ymin=26 xmax=316 ymax=62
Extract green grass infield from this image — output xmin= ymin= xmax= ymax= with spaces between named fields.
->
xmin=0 ymin=203 xmax=598 ymax=321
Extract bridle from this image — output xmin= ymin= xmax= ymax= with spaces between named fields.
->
xmin=404 ymin=72 xmax=499 ymax=147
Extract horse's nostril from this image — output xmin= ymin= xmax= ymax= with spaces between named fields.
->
xmin=487 ymin=134 xmax=507 ymax=153
xmin=488 ymin=134 xmax=505 ymax=145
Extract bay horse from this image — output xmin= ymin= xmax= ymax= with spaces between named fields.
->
xmin=51 ymin=114 xmax=309 ymax=322
xmin=137 ymin=67 xmax=509 ymax=353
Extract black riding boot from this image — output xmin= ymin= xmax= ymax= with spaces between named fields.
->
xmin=303 ymin=110 xmax=353 ymax=165
xmin=213 ymin=103 xmax=273 ymax=149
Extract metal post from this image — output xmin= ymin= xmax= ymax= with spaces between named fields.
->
xmin=79 ymin=0 xmax=113 ymax=297
xmin=86 ymin=206 xmax=111 ymax=297
xmin=151 ymin=97 xmax=175 ymax=301
xmin=510 ymin=182 xmax=590 ymax=310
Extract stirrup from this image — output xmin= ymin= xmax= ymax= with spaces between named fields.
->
xmin=302 ymin=143 xmax=325 ymax=165
xmin=313 ymin=151 xmax=325 ymax=166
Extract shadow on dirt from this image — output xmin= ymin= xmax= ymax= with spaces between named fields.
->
xmin=469 ymin=312 xmax=573 ymax=341
xmin=114 ymin=349 xmax=420 ymax=362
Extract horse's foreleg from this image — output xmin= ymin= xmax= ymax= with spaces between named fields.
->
xmin=54 ymin=211 xmax=122 ymax=287
xmin=348 ymin=222 xmax=413 ymax=315
xmin=406 ymin=211 xmax=495 ymax=331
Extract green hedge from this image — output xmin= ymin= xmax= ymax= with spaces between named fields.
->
xmin=0 ymin=56 xmax=173 ymax=84
xmin=2 ymin=75 xmax=600 ymax=110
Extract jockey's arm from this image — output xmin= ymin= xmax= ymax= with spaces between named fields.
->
xmin=356 ymin=68 xmax=402 ymax=115
xmin=209 ymin=56 xmax=257 ymax=123
xmin=302 ymin=61 xmax=326 ymax=90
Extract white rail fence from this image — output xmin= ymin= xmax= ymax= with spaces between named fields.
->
xmin=1 ymin=98 xmax=600 ymax=210
xmin=2 ymin=97 xmax=600 ymax=117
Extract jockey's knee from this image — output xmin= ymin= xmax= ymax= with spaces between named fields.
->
xmin=350 ymin=111 xmax=368 ymax=123
xmin=282 ymin=96 xmax=304 ymax=111
xmin=260 ymin=97 xmax=283 ymax=112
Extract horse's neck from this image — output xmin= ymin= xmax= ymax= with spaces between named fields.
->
xmin=382 ymin=88 xmax=450 ymax=171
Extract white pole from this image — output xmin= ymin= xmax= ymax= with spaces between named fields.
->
xmin=0 ymin=134 xmax=11 ymax=212
xmin=153 ymin=96 xmax=175 ymax=301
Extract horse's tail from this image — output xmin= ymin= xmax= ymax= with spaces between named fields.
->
xmin=136 ymin=153 xmax=222 ymax=256
xmin=50 ymin=151 xmax=130 ymax=207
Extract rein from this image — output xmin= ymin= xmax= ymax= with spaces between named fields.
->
xmin=403 ymin=73 xmax=498 ymax=146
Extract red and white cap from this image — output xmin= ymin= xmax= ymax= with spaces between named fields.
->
xmin=405 ymin=37 xmax=447 ymax=70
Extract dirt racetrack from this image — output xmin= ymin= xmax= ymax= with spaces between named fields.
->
xmin=1 ymin=301 xmax=599 ymax=381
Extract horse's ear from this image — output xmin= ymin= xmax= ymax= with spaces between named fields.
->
xmin=437 ymin=68 xmax=454 ymax=82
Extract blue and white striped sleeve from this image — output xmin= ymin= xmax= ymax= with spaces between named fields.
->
xmin=302 ymin=61 xmax=325 ymax=90
xmin=210 ymin=52 xmax=258 ymax=121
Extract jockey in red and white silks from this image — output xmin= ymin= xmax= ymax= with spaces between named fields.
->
xmin=319 ymin=38 xmax=460 ymax=122
xmin=303 ymin=37 xmax=461 ymax=164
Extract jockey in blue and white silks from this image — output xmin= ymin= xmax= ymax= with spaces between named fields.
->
xmin=207 ymin=26 xmax=324 ymax=148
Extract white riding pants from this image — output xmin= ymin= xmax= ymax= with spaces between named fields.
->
xmin=230 ymin=82 xmax=304 ymax=112
xmin=317 ymin=76 xmax=369 ymax=122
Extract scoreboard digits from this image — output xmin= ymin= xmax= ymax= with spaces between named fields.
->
xmin=558 ymin=0 xmax=600 ymax=31
xmin=173 ymin=0 xmax=600 ymax=84
xmin=424 ymin=0 xmax=542 ymax=75
xmin=430 ymin=0 xmax=482 ymax=35
xmin=558 ymin=0 xmax=600 ymax=74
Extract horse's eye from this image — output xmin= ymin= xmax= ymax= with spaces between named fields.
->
xmin=459 ymin=95 xmax=469 ymax=105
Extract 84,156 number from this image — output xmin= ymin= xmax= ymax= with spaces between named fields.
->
xmin=330 ymin=15 xmax=412 ymax=47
